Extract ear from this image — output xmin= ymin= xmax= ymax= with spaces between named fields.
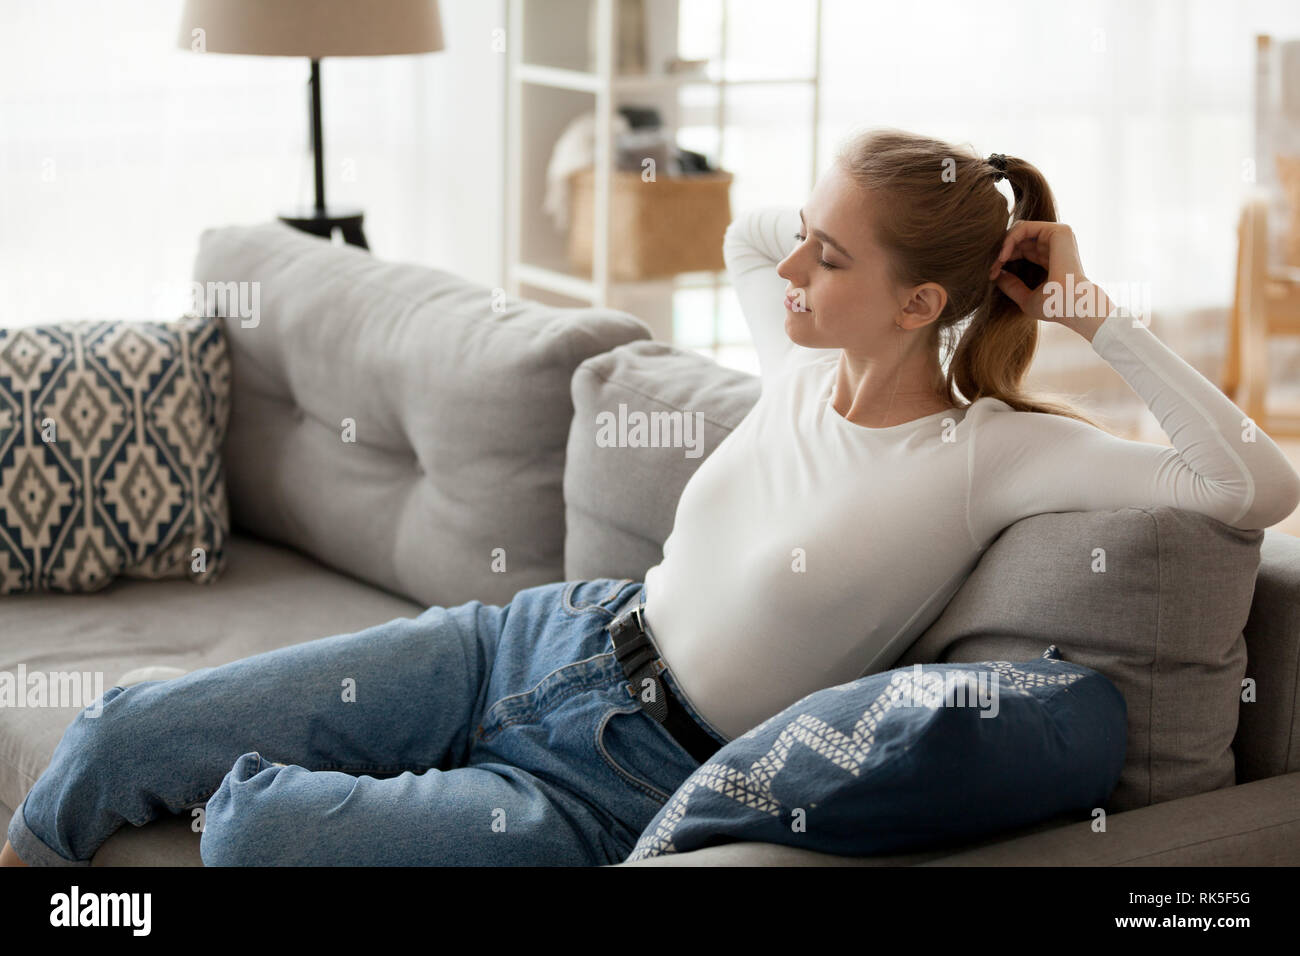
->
xmin=899 ymin=282 xmax=947 ymax=330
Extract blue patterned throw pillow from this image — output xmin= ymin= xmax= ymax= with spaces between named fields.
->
xmin=628 ymin=647 xmax=1127 ymax=860
xmin=0 ymin=316 xmax=231 ymax=592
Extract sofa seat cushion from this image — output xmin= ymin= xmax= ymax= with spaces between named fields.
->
xmin=0 ymin=532 xmax=423 ymax=823
xmin=194 ymin=222 xmax=650 ymax=608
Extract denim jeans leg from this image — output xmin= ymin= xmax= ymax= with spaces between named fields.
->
xmin=7 ymin=598 xmax=504 ymax=866
xmin=199 ymin=751 xmax=620 ymax=866
xmin=203 ymin=580 xmax=666 ymax=866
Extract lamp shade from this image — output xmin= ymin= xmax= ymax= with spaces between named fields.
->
xmin=177 ymin=0 xmax=445 ymax=57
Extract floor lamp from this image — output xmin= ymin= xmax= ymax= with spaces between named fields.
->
xmin=177 ymin=0 xmax=445 ymax=249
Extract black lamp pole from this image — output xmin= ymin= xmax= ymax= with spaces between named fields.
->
xmin=278 ymin=58 xmax=369 ymax=249
xmin=311 ymin=58 xmax=326 ymax=215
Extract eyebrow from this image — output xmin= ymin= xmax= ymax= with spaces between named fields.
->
xmin=798 ymin=208 xmax=855 ymax=261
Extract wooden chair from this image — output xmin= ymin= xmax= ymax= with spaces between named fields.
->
xmin=1224 ymin=34 xmax=1300 ymax=436
xmin=1225 ymin=197 xmax=1300 ymax=436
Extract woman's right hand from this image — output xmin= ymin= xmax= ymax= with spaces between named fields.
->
xmin=987 ymin=220 xmax=1112 ymax=328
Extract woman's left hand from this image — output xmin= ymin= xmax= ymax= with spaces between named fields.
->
xmin=988 ymin=220 xmax=1112 ymax=327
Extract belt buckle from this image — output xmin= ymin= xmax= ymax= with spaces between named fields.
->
xmin=627 ymin=601 xmax=646 ymax=636
xmin=607 ymin=597 xmax=645 ymax=638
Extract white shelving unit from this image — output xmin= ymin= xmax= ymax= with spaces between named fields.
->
xmin=504 ymin=0 xmax=822 ymax=345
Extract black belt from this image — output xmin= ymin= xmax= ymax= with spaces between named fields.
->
xmin=605 ymin=595 xmax=722 ymax=765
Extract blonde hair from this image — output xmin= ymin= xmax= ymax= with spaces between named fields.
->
xmin=834 ymin=127 xmax=1101 ymax=428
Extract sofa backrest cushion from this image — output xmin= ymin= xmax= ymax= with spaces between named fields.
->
xmin=565 ymin=338 xmax=1264 ymax=814
xmin=194 ymin=222 xmax=650 ymax=607
xmin=564 ymin=341 xmax=759 ymax=580
xmin=897 ymin=507 xmax=1260 ymax=813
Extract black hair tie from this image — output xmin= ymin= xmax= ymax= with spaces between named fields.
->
xmin=987 ymin=153 xmax=1008 ymax=182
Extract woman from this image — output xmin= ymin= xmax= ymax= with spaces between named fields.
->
xmin=5 ymin=128 xmax=1298 ymax=866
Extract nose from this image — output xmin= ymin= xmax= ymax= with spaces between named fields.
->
xmin=777 ymin=248 xmax=804 ymax=289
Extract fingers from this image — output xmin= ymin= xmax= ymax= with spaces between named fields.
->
xmin=998 ymin=236 xmax=1051 ymax=273
xmin=993 ymin=270 xmax=1034 ymax=312
xmin=989 ymin=221 xmax=1066 ymax=278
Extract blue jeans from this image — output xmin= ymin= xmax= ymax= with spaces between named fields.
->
xmin=6 ymin=578 xmax=729 ymax=866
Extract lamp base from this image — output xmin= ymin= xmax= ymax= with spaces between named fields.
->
xmin=278 ymin=207 xmax=368 ymax=250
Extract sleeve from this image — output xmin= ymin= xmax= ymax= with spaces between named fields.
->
xmin=723 ymin=205 xmax=827 ymax=382
xmin=966 ymin=310 xmax=1300 ymax=545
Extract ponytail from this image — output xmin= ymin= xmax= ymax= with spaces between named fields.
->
xmin=942 ymin=154 xmax=1101 ymax=427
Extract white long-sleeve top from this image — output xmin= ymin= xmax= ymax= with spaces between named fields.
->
xmin=640 ymin=204 xmax=1300 ymax=741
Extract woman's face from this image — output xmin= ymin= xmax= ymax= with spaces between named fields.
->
xmin=777 ymin=164 xmax=937 ymax=354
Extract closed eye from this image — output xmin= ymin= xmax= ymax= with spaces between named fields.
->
xmin=793 ymin=232 xmax=838 ymax=270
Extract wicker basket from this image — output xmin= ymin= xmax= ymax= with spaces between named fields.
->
xmin=567 ymin=167 xmax=733 ymax=280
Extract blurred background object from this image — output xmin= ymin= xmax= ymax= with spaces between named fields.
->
xmin=176 ymin=0 xmax=446 ymax=248
xmin=506 ymin=0 xmax=818 ymax=345
xmin=541 ymin=104 xmax=729 ymax=281
xmin=1226 ymin=34 xmax=1300 ymax=438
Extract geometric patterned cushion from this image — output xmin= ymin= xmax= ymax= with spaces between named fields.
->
xmin=0 ymin=315 xmax=231 ymax=592
xmin=627 ymin=647 xmax=1128 ymax=861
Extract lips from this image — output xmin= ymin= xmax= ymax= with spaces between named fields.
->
xmin=784 ymin=293 xmax=810 ymax=313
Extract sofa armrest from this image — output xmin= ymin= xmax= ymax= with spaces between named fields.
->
xmin=1235 ymin=529 xmax=1300 ymax=782
xmin=617 ymin=773 xmax=1300 ymax=866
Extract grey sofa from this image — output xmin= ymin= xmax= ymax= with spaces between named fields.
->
xmin=3 ymin=223 xmax=1298 ymax=866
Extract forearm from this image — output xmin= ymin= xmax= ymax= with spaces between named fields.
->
xmin=1084 ymin=306 xmax=1300 ymax=528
